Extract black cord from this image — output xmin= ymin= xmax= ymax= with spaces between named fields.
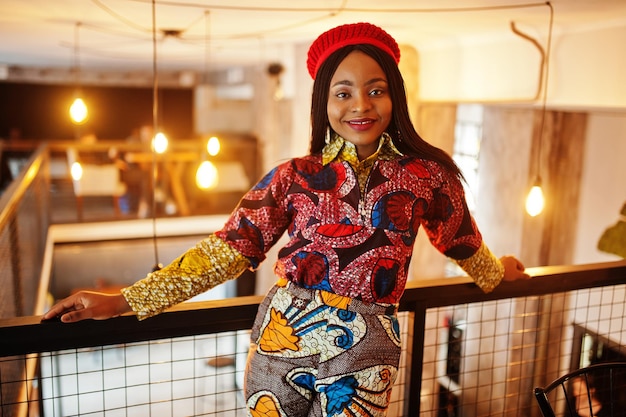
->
xmin=151 ymin=0 xmax=162 ymax=272
xmin=536 ymin=1 xmax=553 ymax=176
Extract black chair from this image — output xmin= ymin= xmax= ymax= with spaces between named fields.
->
xmin=534 ymin=362 xmax=626 ymax=417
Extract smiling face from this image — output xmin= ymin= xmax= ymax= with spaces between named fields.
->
xmin=327 ymin=50 xmax=392 ymax=160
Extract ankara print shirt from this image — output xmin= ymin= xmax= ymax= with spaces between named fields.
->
xmin=215 ymin=151 xmax=483 ymax=305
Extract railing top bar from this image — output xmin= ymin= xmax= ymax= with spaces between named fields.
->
xmin=0 ymin=144 xmax=47 ymax=230
xmin=1 ymin=261 xmax=625 ymax=357
xmin=0 ymin=295 xmax=263 ymax=357
xmin=399 ymin=260 xmax=626 ymax=308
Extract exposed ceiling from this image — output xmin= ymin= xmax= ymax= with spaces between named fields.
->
xmin=1 ymin=0 xmax=626 ymax=79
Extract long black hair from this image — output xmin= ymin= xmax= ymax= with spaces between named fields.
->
xmin=309 ymin=43 xmax=463 ymax=180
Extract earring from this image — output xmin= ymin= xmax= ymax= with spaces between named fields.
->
xmin=325 ymin=126 xmax=333 ymax=145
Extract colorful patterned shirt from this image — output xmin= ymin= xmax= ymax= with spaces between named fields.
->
xmin=122 ymin=134 xmax=503 ymax=319
xmin=217 ymin=134 xmax=502 ymax=301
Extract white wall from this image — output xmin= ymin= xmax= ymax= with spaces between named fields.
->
xmin=574 ymin=112 xmax=626 ymax=264
xmin=418 ymin=24 xmax=626 ymax=110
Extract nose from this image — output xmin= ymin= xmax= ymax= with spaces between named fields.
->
xmin=352 ymin=92 xmax=372 ymax=112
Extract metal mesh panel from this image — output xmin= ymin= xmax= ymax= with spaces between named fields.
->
xmin=15 ymin=170 xmax=49 ymax=315
xmin=0 ymin=147 xmax=50 ymax=318
xmin=419 ymin=284 xmax=626 ymax=417
xmin=0 ymin=315 xmax=417 ymax=416
xmin=2 ymin=332 xmax=250 ymax=417
xmin=0 ymin=354 xmax=32 ymax=417
xmin=42 ymin=333 xmax=249 ymax=417
xmin=1 ymin=282 xmax=625 ymax=416
xmin=0 ymin=228 xmax=18 ymax=318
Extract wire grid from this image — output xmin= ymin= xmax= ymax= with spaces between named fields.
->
xmin=0 ymin=314 xmax=415 ymax=417
xmin=419 ymin=284 xmax=626 ymax=417
xmin=0 ymin=152 xmax=49 ymax=320
xmin=1 ymin=331 xmax=251 ymax=417
xmin=536 ymin=286 xmax=626 ymax=417
xmin=387 ymin=311 xmax=413 ymax=416
xmin=538 ymin=364 xmax=626 ymax=417
xmin=2 ymin=285 xmax=624 ymax=416
xmin=0 ymin=224 xmax=18 ymax=318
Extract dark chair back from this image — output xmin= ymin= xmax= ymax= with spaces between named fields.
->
xmin=534 ymin=362 xmax=626 ymax=417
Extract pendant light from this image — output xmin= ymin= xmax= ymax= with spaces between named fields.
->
xmin=152 ymin=132 xmax=169 ymax=154
xmin=525 ymin=178 xmax=545 ymax=217
xmin=69 ymin=22 xmax=88 ymax=125
xmin=207 ymin=136 xmax=220 ymax=156
xmin=196 ymin=160 xmax=219 ymax=189
xmin=525 ymin=2 xmax=553 ymax=217
xmin=196 ymin=136 xmax=220 ymax=189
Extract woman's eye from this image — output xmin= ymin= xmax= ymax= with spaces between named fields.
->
xmin=370 ymin=88 xmax=384 ymax=96
xmin=335 ymin=91 xmax=348 ymax=99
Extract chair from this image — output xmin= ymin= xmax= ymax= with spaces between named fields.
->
xmin=67 ymin=148 xmax=127 ymax=220
xmin=534 ymin=362 xmax=626 ymax=417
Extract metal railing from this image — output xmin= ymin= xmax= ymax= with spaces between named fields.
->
xmin=0 ymin=142 xmax=50 ymax=319
xmin=1 ymin=261 xmax=625 ymax=416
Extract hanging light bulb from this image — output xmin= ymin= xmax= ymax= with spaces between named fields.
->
xmin=207 ymin=136 xmax=220 ymax=156
xmin=70 ymin=161 xmax=83 ymax=181
xmin=69 ymin=22 xmax=88 ymax=125
xmin=526 ymin=177 xmax=545 ymax=217
xmin=69 ymin=97 xmax=88 ymax=124
xmin=152 ymin=132 xmax=169 ymax=154
xmin=196 ymin=160 xmax=218 ymax=189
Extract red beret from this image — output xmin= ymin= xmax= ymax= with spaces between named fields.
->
xmin=307 ymin=22 xmax=401 ymax=79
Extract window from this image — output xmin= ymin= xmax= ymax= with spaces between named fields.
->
xmin=445 ymin=104 xmax=484 ymax=276
xmin=452 ymin=104 xmax=483 ymax=213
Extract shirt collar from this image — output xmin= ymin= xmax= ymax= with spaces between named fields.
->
xmin=321 ymin=132 xmax=403 ymax=166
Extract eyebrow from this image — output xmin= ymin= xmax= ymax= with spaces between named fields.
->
xmin=331 ymin=77 xmax=388 ymax=88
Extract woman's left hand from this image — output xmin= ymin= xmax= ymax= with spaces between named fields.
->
xmin=500 ymin=256 xmax=531 ymax=282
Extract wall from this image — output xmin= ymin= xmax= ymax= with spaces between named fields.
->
xmin=0 ymin=83 xmax=194 ymax=140
xmin=574 ymin=112 xmax=626 ymax=264
xmin=418 ymin=24 xmax=626 ymax=110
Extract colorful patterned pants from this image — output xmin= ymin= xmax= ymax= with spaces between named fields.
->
xmin=244 ymin=280 xmax=402 ymax=417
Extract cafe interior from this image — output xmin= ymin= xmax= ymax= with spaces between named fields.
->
xmin=1 ymin=1 xmax=626 ymax=416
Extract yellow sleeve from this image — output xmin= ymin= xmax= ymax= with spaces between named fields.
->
xmin=454 ymin=242 xmax=504 ymax=293
xmin=121 ymin=234 xmax=250 ymax=320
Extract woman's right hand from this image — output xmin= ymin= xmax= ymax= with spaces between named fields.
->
xmin=42 ymin=291 xmax=132 ymax=323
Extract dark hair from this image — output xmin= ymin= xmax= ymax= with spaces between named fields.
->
xmin=309 ymin=44 xmax=463 ymax=180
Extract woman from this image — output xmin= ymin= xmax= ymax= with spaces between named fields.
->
xmin=44 ymin=22 xmax=530 ymax=416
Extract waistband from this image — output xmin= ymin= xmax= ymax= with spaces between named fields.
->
xmin=277 ymin=278 xmax=398 ymax=316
